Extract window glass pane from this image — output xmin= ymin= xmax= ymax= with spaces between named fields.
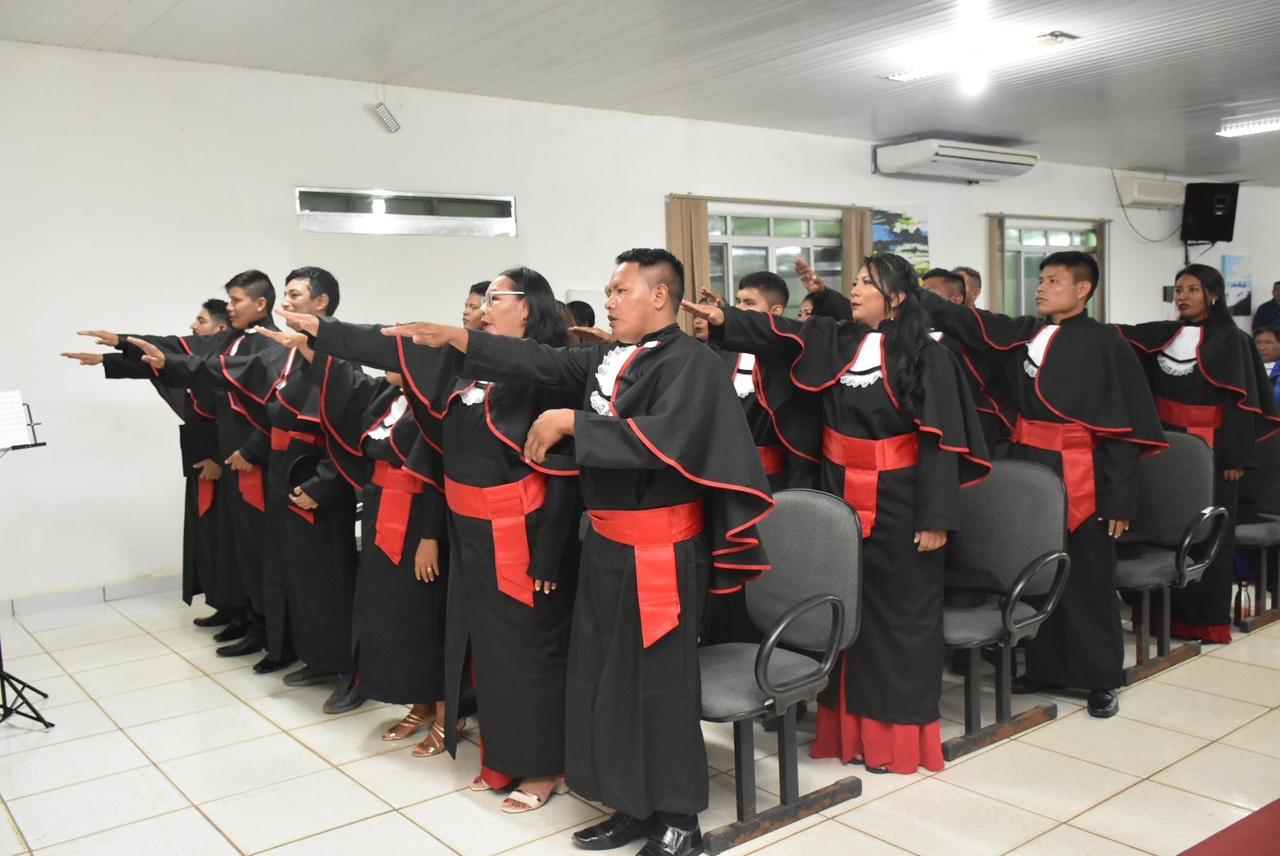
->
xmin=1003 ymin=252 xmax=1020 ymax=314
xmin=1079 ymin=230 xmax=1098 ymax=249
xmin=730 ymin=246 xmax=769 ymax=281
xmin=709 ymin=244 xmax=727 ymax=298
xmin=813 ymin=246 xmax=842 ymax=295
xmin=1047 ymin=230 xmax=1072 ymax=247
xmin=1005 ymin=227 xmax=1021 ymax=243
xmin=775 ymin=246 xmax=811 ymax=318
xmin=708 ymin=215 xmax=727 ymax=236
xmin=731 ymin=216 xmax=770 ymax=237
xmin=773 ymin=218 xmax=810 ymax=238
xmin=814 ymin=219 xmax=842 ymax=239
xmin=1021 ymin=229 xmax=1047 ymax=247
xmin=1023 ymin=253 xmax=1046 ymax=314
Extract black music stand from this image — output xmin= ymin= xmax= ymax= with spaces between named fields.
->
xmin=1 ymin=401 xmax=53 ymax=728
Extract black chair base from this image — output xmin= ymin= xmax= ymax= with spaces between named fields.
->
xmin=1123 ymin=641 xmax=1200 ymax=685
xmin=942 ymin=703 xmax=1056 ymax=762
xmin=1237 ymin=608 xmax=1280 ymax=633
xmin=1124 ymin=587 xmax=1201 ymax=684
xmin=1235 ymin=545 xmax=1279 ymax=633
xmin=703 ymin=775 xmax=863 ymax=855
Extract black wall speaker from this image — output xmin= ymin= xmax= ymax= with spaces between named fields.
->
xmin=1181 ymin=183 xmax=1239 ymax=243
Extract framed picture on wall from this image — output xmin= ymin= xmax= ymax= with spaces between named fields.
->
xmin=1223 ymin=254 xmax=1252 ymax=317
xmin=872 ymin=207 xmax=930 ymax=274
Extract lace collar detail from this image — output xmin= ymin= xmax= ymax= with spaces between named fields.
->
xmin=1157 ymin=326 xmax=1202 ymax=377
xmin=839 ymin=333 xmax=884 ymax=389
xmin=1023 ymin=325 xmax=1059 ymax=379
xmin=590 ymin=341 xmax=659 ymax=416
xmin=733 ymin=353 xmax=757 ymax=399
xmin=368 ymin=395 xmax=407 ymax=440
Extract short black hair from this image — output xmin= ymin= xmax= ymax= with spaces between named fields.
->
xmin=1256 ymin=326 xmax=1280 ymax=341
xmin=1040 ymin=251 xmax=1100 ymax=299
xmin=953 ymin=265 xmax=981 ymax=287
xmin=566 ymin=300 xmax=595 ymax=327
xmin=922 ymin=268 xmax=967 ymax=300
xmin=285 ymin=266 xmax=340 ymax=315
xmin=224 ymin=270 xmax=275 ymax=311
xmin=469 ymin=280 xmax=491 ymax=298
xmin=615 ymin=248 xmax=685 ymax=305
xmin=737 ymin=271 xmax=790 ymax=309
xmin=202 ymin=298 xmax=229 ymax=326
xmin=497 ymin=266 xmax=569 ymax=348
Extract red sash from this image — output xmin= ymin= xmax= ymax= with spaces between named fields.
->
xmin=1012 ymin=417 xmax=1098 ymax=531
xmin=1155 ymin=397 xmax=1223 ymax=450
xmin=757 ymin=444 xmax=786 ymax=477
xmin=588 ymin=501 xmax=705 ymax=649
xmin=238 ymin=467 xmax=265 ymax=511
xmin=197 ymin=479 xmax=215 ymax=517
xmin=821 ymin=427 xmax=920 ymax=538
xmin=270 ymin=427 xmax=326 ymax=452
xmin=445 ymin=473 xmax=549 ymax=607
xmin=371 ymin=460 xmax=425 ymax=565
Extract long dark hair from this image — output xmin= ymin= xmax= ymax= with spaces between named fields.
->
xmin=865 ymin=254 xmax=931 ymax=419
xmin=1176 ymin=263 xmax=1232 ymax=327
xmin=496 ymin=266 xmax=570 ymax=348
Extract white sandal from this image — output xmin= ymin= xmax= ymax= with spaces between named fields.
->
xmin=500 ymin=779 xmax=569 ymax=814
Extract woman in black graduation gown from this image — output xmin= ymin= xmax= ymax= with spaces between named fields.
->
xmin=690 ymin=254 xmax=991 ymax=774
xmin=1116 ymin=264 xmax=1280 ymax=642
xmin=292 ymin=268 xmax=581 ymax=815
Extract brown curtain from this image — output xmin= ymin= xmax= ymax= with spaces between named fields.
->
xmin=666 ymin=196 xmax=710 ymax=332
xmin=841 ymin=207 xmax=873 ymax=295
xmin=987 ymin=215 xmax=1006 ymax=313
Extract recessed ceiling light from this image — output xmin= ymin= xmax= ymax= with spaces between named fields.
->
xmin=881 ymin=30 xmax=1080 ymax=84
xmin=1216 ymin=116 xmax=1280 ymax=138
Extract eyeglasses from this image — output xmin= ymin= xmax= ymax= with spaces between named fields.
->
xmin=481 ymin=290 xmax=525 ymax=308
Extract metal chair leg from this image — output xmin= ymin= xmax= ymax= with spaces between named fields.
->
xmin=994 ymin=644 xmax=1012 ymax=722
xmin=964 ymin=647 xmax=982 ymax=734
xmin=777 ymin=705 xmax=800 ymax=805
xmin=1135 ymin=590 xmax=1151 ymax=666
xmin=733 ymin=719 xmax=757 ymax=821
xmin=1157 ymin=587 xmax=1172 ymax=657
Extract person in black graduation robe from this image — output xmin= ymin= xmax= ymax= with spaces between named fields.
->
xmin=381 ymin=249 xmax=773 ymax=856
xmin=921 ymin=251 xmax=1167 ymax=717
xmin=291 ymin=267 xmax=583 ymax=814
xmin=692 ymin=254 xmax=991 ymax=774
xmin=1115 ymin=263 xmax=1280 ymax=642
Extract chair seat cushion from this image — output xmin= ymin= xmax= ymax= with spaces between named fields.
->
xmin=699 ymin=643 xmax=822 ymax=720
xmin=943 ymin=597 xmax=1036 ymax=647
xmin=1235 ymin=520 xmax=1280 ymax=548
xmin=1115 ymin=547 xmax=1177 ymax=589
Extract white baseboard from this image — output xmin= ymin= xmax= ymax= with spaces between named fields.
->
xmin=105 ymin=576 xmax=181 ymax=601
xmin=11 ymin=575 xmax=182 ymax=615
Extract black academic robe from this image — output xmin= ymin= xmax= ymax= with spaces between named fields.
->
xmin=461 ymin=323 xmax=774 ymax=819
xmin=933 ymin=332 xmax=1011 ymax=454
xmin=313 ymin=356 xmax=449 ymax=702
xmin=307 ymin=317 xmax=580 ymax=779
xmin=924 ymin=293 xmax=1167 ymax=689
xmin=107 ymin=335 xmax=225 ymax=608
xmin=1116 ymin=321 xmax=1280 ymax=630
xmin=715 ymin=308 xmax=991 ymax=726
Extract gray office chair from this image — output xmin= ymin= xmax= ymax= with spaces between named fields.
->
xmin=942 ymin=461 xmax=1071 ymax=760
xmin=699 ymin=489 xmax=862 ymax=855
xmin=1118 ymin=432 xmax=1228 ymax=681
xmin=1235 ymin=434 xmax=1280 ymax=632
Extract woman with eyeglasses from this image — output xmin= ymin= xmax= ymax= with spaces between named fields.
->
xmin=685 ymin=254 xmax=992 ymax=774
xmin=282 ymin=268 xmax=581 ymax=815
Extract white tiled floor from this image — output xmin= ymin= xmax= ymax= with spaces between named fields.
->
xmin=2 ymin=593 xmax=1279 ymax=855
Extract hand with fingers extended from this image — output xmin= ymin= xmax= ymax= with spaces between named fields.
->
xmin=534 ymin=579 xmax=558 ymax=595
xmin=290 ymin=486 xmax=318 ymax=510
xmin=276 ymin=309 xmax=320 ymax=337
xmin=252 ymin=326 xmax=313 ymax=360
xmin=126 ymin=336 xmax=166 ymax=370
xmin=697 ymin=287 xmax=726 ymax=308
xmin=225 ymin=450 xmax=253 ymax=473
xmin=381 ymin=323 xmax=468 ymax=351
xmin=570 ymin=326 xmax=616 ymax=345
xmin=61 ymin=352 xmax=105 ymax=366
xmin=415 ymin=538 xmax=442 ymax=583
xmin=523 ymin=408 xmax=574 ymax=464
xmin=680 ymin=299 xmax=725 ymax=328
xmin=77 ymin=330 xmax=120 ymax=347
xmin=795 ymin=258 xmax=829 ymax=294
xmin=1107 ymin=519 xmax=1130 ymax=539
xmin=193 ymin=459 xmax=223 ymax=481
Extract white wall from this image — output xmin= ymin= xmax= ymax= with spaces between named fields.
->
xmin=3 ymin=40 xmax=1280 ymax=599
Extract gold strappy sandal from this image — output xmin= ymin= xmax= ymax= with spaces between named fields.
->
xmin=382 ymin=709 xmax=432 ymax=742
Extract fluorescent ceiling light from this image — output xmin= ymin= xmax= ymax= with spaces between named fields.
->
xmin=881 ymin=30 xmax=1079 ymax=83
xmin=1216 ymin=116 xmax=1280 ymax=138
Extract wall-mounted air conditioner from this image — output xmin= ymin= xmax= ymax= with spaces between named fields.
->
xmin=872 ymin=139 xmax=1039 ymax=182
xmin=1116 ymin=176 xmax=1184 ymax=209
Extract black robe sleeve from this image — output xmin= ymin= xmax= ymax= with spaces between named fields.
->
xmin=527 ymin=472 xmax=581 ymax=584
xmin=461 ymin=330 xmax=596 ymax=392
xmin=920 ymin=290 xmax=1043 ymax=357
xmin=809 ymin=287 xmax=852 ymax=321
xmin=309 ymin=316 xmax=402 ymax=372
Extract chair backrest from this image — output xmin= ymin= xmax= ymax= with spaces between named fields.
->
xmin=1131 ymin=432 xmax=1214 ymax=547
xmin=949 ymin=461 xmax=1066 ymax=597
xmin=746 ymin=489 xmax=862 ymax=653
xmin=1244 ymin=433 xmax=1280 ymax=515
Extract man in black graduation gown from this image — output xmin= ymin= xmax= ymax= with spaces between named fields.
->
xmin=64 ymin=300 xmax=234 ymax=625
xmin=134 ymin=269 xmax=361 ymax=710
xmin=921 ymin=252 xmax=1166 ymax=717
xmin=385 ymin=249 xmax=774 ymax=856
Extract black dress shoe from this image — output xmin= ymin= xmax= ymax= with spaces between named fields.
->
xmin=252 ymin=654 xmax=297 ymax=674
xmin=572 ymin=813 xmax=654 ymax=850
xmin=322 ymin=680 xmax=366 ymax=715
xmin=212 ymin=620 xmax=248 ymax=643
xmin=638 ymin=823 xmax=703 ymax=856
xmin=1087 ymin=689 xmax=1119 ymax=718
xmin=283 ymin=665 xmax=339 ymax=687
xmin=215 ymin=634 xmax=265 ymax=657
xmin=193 ymin=610 xmax=234 ymax=628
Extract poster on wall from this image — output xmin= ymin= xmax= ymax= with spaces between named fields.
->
xmin=1223 ymin=254 xmax=1252 ymax=317
xmin=873 ymin=208 xmax=930 ymax=274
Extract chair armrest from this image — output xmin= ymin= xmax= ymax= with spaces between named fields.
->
xmin=754 ymin=594 xmax=845 ymax=711
xmin=1002 ymin=551 xmax=1071 ymax=642
xmin=1175 ymin=506 xmax=1229 ymax=588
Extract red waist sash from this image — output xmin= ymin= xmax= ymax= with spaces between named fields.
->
xmin=238 ymin=466 xmax=265 ymax=512
xmin=821 ymin=427 xmax=920 ymax=538
xmin=757 ymin=444 xmax=786 ymax=477
xmin=197 ymin=479 xmax=216 ymax=518
xmin=270 ymin=427 xmax=325 ymax=452
xmin=1155 ymin=397 xmax=1223 ymax=450
xmin=1011 ymin=417 xmax=1098 ymax=531
xmin=445 ymin=472 xmax=548 ymax=607
xmin=588 ymin=501 xmax=705 ymax=649
xmin=370 ymin=460 xmax=425 ymax=565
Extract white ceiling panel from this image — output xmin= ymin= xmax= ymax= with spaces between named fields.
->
xmin=3 ymin=0 xmax=1279 ymax=183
